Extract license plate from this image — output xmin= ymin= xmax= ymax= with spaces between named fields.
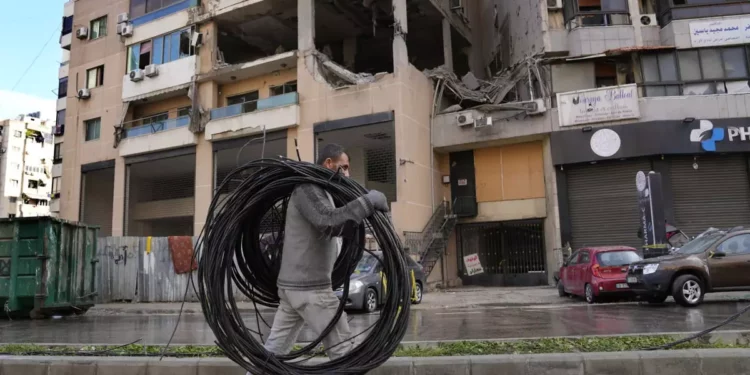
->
xmin=627 ymin=277 xmax=638 ymax=284
xmin=616 ymin=283 xmax=629 ymax=289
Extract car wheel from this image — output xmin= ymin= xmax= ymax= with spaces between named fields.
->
xmin=558 ymin=280 xmax=568 ymax=297
xmin=672 ymin=275 xmax=704 ymax=307
xmin=646 ymin=295 xmax=668 ymax=304
xmin=585 ymin=284 xmax=596 ymax=304
xmin=364 ymin=288 xmax=378 ymax=313
xmin=413 ymin=282 xmax=423 ymax=304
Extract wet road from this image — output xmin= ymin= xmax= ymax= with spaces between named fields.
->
xmin=1 ymin=301 xmax=749 ymax=345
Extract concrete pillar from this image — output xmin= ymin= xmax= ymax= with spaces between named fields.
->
xmin=199 ymin=21 xmax=218 ymax=75
xmin=343 ymin=37 xmax=357 ymax=70
xmin=542 ymin=136 xmax=562 ymax=285
xmin=442 ymin=19 xmax=453 ymax=72
xmin=298 ymin=0 xmax=315 ymax=52
xmin=628 ymin=0 xmax=644 ymax=46
xmin=392 ymin=0 xmax=409 ymax=74
xmin=111 ymin=158 xmax=126 ymax=236
xmin=194 ymin=81 xmax=219 ymax=236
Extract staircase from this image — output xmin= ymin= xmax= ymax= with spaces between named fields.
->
xmin=404 ymin=201 xmax=458 ymax=278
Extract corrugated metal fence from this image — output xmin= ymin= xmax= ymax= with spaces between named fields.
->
xmin=95 ymin=236 xmax=244 ymax=303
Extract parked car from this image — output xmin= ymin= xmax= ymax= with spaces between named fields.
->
xmin=558 ymin=246 xmax=642 ymax=304
xmin=334 ymin=251 xmax=426 ymax=313
xmin=627 ymin=227 xmax=750 ymax=307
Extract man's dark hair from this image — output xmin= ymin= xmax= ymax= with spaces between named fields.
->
xmin=317 ymin=143 xmax=347 ymax=165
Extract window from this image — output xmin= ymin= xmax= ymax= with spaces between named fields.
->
xmin=90 ymin=16 xmax=108 ymax=40
xmin=9 ymin=197 xmax=17 ymax=203
xmin=177 ymin=106 xmax=191 ymax=117
xmin=717 ymin=234 xmax=750 ymax=255
xmin=10 ymin=179 xmax=19 ymax=187
xmin=56 ymin=110 xmax=66 ymax=128
xmin=641 ymin=46 xmax=750 ymax=97
xmin=269 ymin=81 xmax=298 ymax=96
xmin=53 ymin=143 xmax=63 ymax=163
xmin=564 ymin=0 xmax=630 ymax=28
xmin=130 ymin=0 xmax=184 ymax=19
xmin=13 ymin=131 xmax=22 ymax=138
xmin=127 ymin=27 xmax=194 ymax=72
xmin=579 ymin=251 xmax=591 ymax=264
xmin=8 ymin=214 xmax=16 ymax=219
xmin=58 ymin=77 xmax=68 ymax=98
xmin=566 ymin=251 xmax=580 ymax=266
xmin=227 ymin=91 xmax=259 ymax=113
xmin=86 ymin=66 xmax=105 ymax=89
xmin=62 ymin=15 xmax=73 ymax=36
xmin=85 ymin=118 xmax=101 ymax=141
xmin=52 ymin=177 xmax=61 ymax=195
xmin=28 ymin=180 xmax=38 ymax=189
xmin=142 ymin=112 xmax=168 ymax=127
xmin=595 ymin=62 xmax=618 ymax=88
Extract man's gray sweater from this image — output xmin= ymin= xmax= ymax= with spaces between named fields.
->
xmin=277 ymin=183 xmax=374 ymax=291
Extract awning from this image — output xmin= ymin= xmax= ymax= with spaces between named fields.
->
xmin=560 ymin=45 xmax=676 ymax=62
xmin=123 ymin=82 xmax=191 ymax=103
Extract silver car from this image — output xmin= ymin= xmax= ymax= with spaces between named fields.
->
xmin=334 ymin=251 xmax=426 ymax=313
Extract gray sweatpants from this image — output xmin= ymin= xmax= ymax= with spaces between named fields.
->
xmin=263 ymin=287 xmax=354 ymax=358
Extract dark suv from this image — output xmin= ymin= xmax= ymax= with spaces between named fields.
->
xmin=627 ymin=227 xmax=750 ymax=307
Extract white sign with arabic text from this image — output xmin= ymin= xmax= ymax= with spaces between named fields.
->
xmin=463 ymin=253 xmax=484 ymax=276
xmin=557 ymin=84 xmax=640 ymax=127
xmin=690 ymin=18 xmax=750 ymax=47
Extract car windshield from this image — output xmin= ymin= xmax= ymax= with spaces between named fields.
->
xmin=675 ymin=232 xmax=724 ymax=255
xmin=354 ymin=254 xmax=380 ymax=274
xmin=597 ymin=251 xmax=641 ymax=266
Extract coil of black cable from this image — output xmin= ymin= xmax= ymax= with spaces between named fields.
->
xmin=196 ymin=158 xmax=411 ymax=375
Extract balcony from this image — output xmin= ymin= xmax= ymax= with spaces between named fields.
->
xmin=54 ymin=124 xmax=65 ymax=136
xmin=205 ymin=92 xmax=299 ymax=141
xmin=50 ymin=198 xmax=60 ymax=213
xmin=60 ymin=33 xmax=71 ymax=50
xmin=121 ymin=56 xmax=196 ymax=102
xmin=52 ymin=164 xmax=62 ymax=178
xmin=563 ymin=0 xmax=635 ymax=56
xmin=130 ymin=0 xmax=196 ymax=27
xmin=118 ymin=114 xmax=196 ymax=157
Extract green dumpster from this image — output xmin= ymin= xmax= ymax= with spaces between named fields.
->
xmin=0 ymin=217 xmax=98 ymax=319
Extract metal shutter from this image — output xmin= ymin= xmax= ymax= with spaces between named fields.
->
xmin=670 ymin=154 xmax=750 ymax=237
xmin=567 ymin=159 xmax=651 ymax=250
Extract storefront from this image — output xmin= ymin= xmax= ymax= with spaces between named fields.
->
xmin=552 ymin=118 xmax=750 ymax=250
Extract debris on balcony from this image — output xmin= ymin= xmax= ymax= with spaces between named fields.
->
xmin=423 ymin=56 xmax=546 ymax=113
xmin=312 ymin=50 xmax=384 ymax=87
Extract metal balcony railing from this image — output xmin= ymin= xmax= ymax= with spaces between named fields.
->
xmin=209 ymin=92 xmax=299 ymax=121
xmin=123 ymin=115 xmax=190 ymax=138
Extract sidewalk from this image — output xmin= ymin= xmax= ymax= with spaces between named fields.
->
xmin=87 ymin=286 xmax=750 ymax=315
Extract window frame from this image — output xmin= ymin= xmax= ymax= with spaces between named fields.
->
xmin=126 ymin=26 xmax=195 ymax=73
xmin=716 ymin=234 xmax=750 ymax=256
xmin=53 ymin=143 xmax=63 ymax=163
xmin=269 ymin=80 xmax=298 ymax=97
xmin=58 ymin=77 xmax=68 ymax=99
xmin=579 ymin=251 xmax=591 ymax=264
xmin=84 ymin=118 xmax=102 ymax=142
xmin=86 ymin=65 xmax=105 ymax=89
xmin=52 ymin=177 xmax=62 ymax=195
xmin=640 ymin=45 xmax=750 ymax=97
xmin=90 ymin=16 xmax=108 ymax=40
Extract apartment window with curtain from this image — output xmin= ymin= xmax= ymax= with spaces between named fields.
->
xmin=90 ymin=16 xmax=108 ymax=40
xmin=85 ymin=118 xmax=101 ymax=141
xmin=127 ymin=27 xmax=194 ymax=72
xmin=641 ymin=46 xmax=750 ymax=97
xmin=58 ymin=77 xmax=68 ymax=98
xmin=86 ymin=66 xmax=105 ymax=89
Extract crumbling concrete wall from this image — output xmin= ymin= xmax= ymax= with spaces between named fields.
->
xmin=495 ymin=0 xmax=546 ymax=67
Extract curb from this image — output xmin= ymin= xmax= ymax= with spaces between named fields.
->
xmin=2 ymin=349 xmax=750 ymax=374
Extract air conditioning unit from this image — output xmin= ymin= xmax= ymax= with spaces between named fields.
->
xmin=130 ymin=69 xmax=145 ymax=82
xmin=527 ymin=98 xmax=547 ymax=115
xmin=145 ymin=65 xmax=159 ymax=78
xmin=117 ymin=12 xmax=129 ymax=24
xmin=120 ymin=24 xmax=134 ymax=37
xmin=640 ymin=14 xmax=657 ymax=26
xmin=456 ymin=111 xmax=475 ymax=127
xmin=76 ymin=27 xmax=89 ymax=39
xmin=547 ymin=0 xmax=563 ymax=9
xmin=449 ymin=0 xmax=462 ymax=10
xmin=77 ymin=89 xmax=91 ymax=99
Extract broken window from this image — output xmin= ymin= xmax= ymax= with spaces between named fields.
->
xmin=139 ymin=41 xmax=152 ymax=70
xmin=227 ymin=91 xmax=259 ymax=113
xmin=269 ymin=81 xmax=297 ymax=96
xmin=127 ymin=27 xmax=194 ymax=72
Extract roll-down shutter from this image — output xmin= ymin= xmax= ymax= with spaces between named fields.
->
xmin=670 ymin=154 xmax=750 ymax=237
xmin=567 ymin=159 xmax=651 ymax=250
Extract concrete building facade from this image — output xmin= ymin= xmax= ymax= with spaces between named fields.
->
xmin=53 ymin=1 xmax=75 ymax=217
xmin=0 ymin=117 xmax=54 ymax=218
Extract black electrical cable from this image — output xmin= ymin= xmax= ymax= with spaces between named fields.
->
xmin=196 ymin=157 xmax=411 ymax=375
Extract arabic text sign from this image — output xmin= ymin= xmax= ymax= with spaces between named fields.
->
xmin=557 ymin=84 xmax=640 ymax=127
xmin=463 ymin=253 xmax=484 ymax=276
xmin=690 ymin=18 xmax=750 ymax=47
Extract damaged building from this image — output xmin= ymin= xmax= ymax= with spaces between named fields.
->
xmin=59 ymin=0 xmax=750 ymax=289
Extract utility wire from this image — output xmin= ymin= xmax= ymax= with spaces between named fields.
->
xmin=11 ymin=27 xmax=61 ymax=92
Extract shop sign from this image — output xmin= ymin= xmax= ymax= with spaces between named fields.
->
xmin=689 ymin=119 xmax=750 ymax=152
xmin=463 ymin=253 xmax=484 ymax=276
xmin=690 ymin=18 xmax=750 ymax=47
xmin=557 ymin=84 xmax=640 ymax=127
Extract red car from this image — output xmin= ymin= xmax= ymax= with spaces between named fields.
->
xmin=557 ymin=246 xmax=642 ymax=304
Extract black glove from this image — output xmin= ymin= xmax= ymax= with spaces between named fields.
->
xmin=366 ymin=190 xmax=389 ymax=212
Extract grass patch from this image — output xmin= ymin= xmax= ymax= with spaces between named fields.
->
xmin=0 ymin=336 xmax=747 ymax=358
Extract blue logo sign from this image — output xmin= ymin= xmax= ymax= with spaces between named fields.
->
xmin=690 ymin=120 xmax=725 ymax=152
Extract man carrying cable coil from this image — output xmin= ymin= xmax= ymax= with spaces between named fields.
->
xmin=258 ymin=143 xmax=390 ymax=364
